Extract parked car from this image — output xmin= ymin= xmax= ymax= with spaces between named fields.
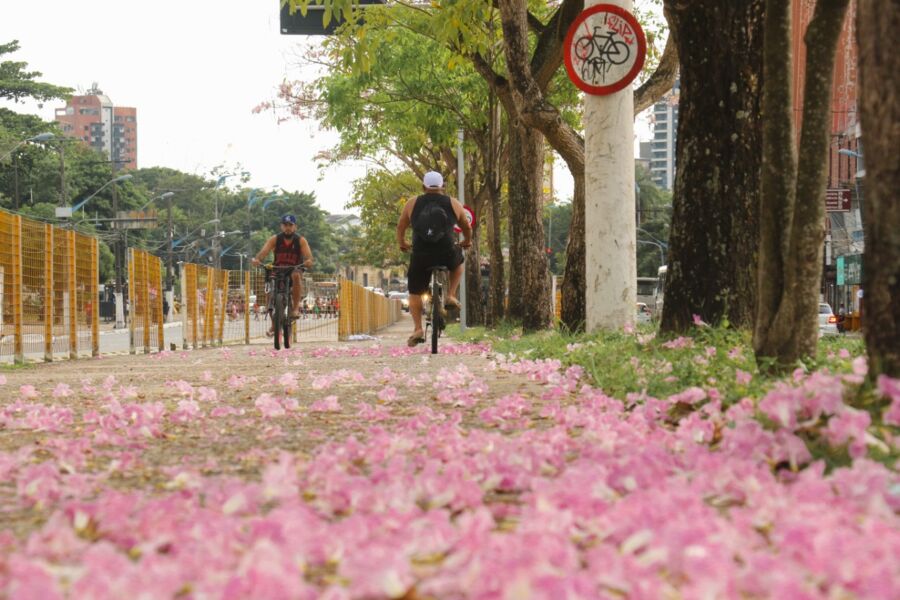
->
xmin=389 ymin=291 xmax=410 ymax=311
xmin=636 ymin=302 xmax=652 ymax=324
xmin=819 ymin=302 xmax=839 ymax=336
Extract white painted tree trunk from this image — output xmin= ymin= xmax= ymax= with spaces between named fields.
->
xmin=585 ymin=0 xmax=637 ymax=332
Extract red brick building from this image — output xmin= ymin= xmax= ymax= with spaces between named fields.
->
xmin=55 ymin=85 xmax=138 ymax=170
xmin=792 ymin=0 xmax=861 ymax=181
xmin=792 ymin=0 xmax=863 ymax=310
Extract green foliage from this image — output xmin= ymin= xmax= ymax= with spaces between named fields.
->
xmin=543 ymin=201 xmax=571 ymax=275
xmin=311 ymin=4 xmax=495 ymax=168
xmin=0 ymin=40 xmax=73 ymax=105
xmin=635 ymin=164 xmax=671 ymax=276
xmin=346 ymin=170 xmax=419 ymax=267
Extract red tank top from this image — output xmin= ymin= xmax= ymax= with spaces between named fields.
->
xmin=274 ymin=233 xmax=303 ymax=266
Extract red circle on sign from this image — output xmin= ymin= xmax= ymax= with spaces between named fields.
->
xmin=563 ymin=4 xmax=646 ymax=96
xmin=454 ymin=205 xmax=475 ymax=233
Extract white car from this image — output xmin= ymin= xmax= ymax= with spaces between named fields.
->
xmin=636 ymin=302 xmax=652 ymax=324
xmin=818 ymin=303 xmax=839 ymax=336
xmin=389 ymin=291 xmax=410 ymax=311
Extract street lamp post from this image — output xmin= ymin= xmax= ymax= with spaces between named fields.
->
xmin=213 ymin=174 xmax=235 ymax=270
xmin=60 ymin=173 xmax=132 ymax=328
xmin=636 ymin=227 xmax=668 ymax=265
xmin=69 ymin=174 xmax=134 ymax=215
xmin=0 ymin=132 xmax=54 ymax=161
xmin=637 ymin=240 xmax=666 ymax=267
xmin=137 ymin=191 xmax=176 ymax=290
xmin=2 ymin=133 xmax=54 ymax=210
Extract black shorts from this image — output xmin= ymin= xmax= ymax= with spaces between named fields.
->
xmin=407 ymin=243 xmax=464 ymax=295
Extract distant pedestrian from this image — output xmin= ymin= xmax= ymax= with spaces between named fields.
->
xmin=163 ymin=298 xmax=170 ymax=321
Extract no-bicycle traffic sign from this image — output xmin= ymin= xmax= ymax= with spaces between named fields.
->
xmin=564 ymin=4 xmax=646 ymax=96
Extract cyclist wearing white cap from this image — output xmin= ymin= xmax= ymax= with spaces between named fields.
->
xmin=252 ymin=214 xmax=313 ymax=323
xmin=396 ymin=171 xmax=472 ymax=346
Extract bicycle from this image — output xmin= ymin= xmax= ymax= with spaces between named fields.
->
xmin=421 ymin=266 xmax=448 ymax=354
xmin=261 ymin=264 xmax=307 ymax=350
xmin=575 ymin=26 xmax=630 ymax=84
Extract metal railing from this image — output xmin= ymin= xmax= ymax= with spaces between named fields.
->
xmin=2 ymin=208 xmax=403 ymax=362
xmin=1 ymin=210 xmax=99 ymax=363
xmin=338 ymin=279 xmax=402 ymax=339
xmin=128 ymin=248 xmax=165 ymax=354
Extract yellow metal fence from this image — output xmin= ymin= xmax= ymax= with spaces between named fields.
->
xmin=1 ymin=210 xmax=99 ymax=363
xmin=128 ymin=248 xmax=165 ymax=354
xmin=3 ymin=209 xmax=404 ymax=362
xmin=338 ymin=279 xmax=403 ymax=340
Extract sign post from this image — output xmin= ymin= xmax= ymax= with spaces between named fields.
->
xmin=565 ymin=2 xmax=645 ymax=331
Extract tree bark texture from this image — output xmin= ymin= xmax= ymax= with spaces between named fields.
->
xmin=561 ymin=172 xmax=586 ymax=330
xmin=464 ymin=175 xmax=485 ymax=326
xmin=858 ymin=0 xmax=900 ymax=378
xmin=754 ymin=0 xmax=796 ymax=361
xmin=660 ymin=0 xmax=765 ymax=334
xmin=487 ymin=182 xmax=506 ymax=326
xmin=755 ymin=0 xmax=851 ymax=369
xmin=506 ymin=121 xmax=552 ymax=330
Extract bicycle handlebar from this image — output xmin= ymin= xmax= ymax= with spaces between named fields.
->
xmin=258 ymin=264 xmax=309 ymax=273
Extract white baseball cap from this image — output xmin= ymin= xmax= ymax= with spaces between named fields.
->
xmin=423 ymin=171 xmax=443 ymax=189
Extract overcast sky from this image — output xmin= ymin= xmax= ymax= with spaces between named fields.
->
xmin=2 ymin=1 xmax=653 ymax=215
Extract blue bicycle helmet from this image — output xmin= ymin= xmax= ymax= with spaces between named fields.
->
xmin=281 ymin=214 xmax=297 ymax=225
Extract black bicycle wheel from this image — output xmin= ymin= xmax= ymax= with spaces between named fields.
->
xmin=273 ymin=292 xmax=285 ymax=350
xmin=431 ymin=277 xmax=440 ymax=354
xmin=282 ymin=312 xmax=292 ymax=349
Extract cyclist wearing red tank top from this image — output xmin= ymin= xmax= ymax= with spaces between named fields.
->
xmin=251 ymin=214 xmax=313 ymax=320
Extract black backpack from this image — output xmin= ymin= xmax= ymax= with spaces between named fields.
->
xmin=413 ymin=198 xmax=450 ymax=243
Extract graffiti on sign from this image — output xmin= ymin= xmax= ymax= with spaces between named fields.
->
xmin=564 ymin=5 xmax=646 ymax=95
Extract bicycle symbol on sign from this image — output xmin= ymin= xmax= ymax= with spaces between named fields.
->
xmin=575 ymin=26 xmax=630 ymax=84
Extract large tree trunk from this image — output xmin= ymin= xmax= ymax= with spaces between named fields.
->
xmin=464 ymin=176 xmax=485 ymax=326
xmin=561 ymin=172 xmax=585 ymax=330
xmin=660 ymin=0 xmax=765 ymax=334
xmin=755 ymin=0 xmax=851 ymax=369
xmin=858 ymin=0 xmax=900 ymax=378
xmin=487 ymin=182 xmax=506 ymax=326
xmin=506 ymin=121 xmax=551 ymax=330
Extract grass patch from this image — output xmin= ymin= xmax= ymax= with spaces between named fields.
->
xmin=450 ymin=323 xmax=867 ymax=407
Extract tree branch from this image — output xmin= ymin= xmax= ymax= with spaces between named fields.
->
xmin=531 ymin=0 xmax=584 ymax=89
xmin=633 ymin=33 xmax=680 ymax=115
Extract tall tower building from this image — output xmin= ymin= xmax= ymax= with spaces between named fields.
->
xmin=649 ymin=79 xmax=679 ymax=191
xmin=55 ymin=84 xmax=137 ymax=169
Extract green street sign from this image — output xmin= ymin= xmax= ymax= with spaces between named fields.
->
xmin=836 ymin=256 xmax=845 ymax=285
xmin=845 ymin=254 xmax=862 ymax=285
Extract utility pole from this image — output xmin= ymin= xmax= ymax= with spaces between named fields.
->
xmin=59 ymin=142 xmax=66 ymax=207
xmin=570 ymin=0 xmax=644 ymax=332
xmin=110 ymin=156 xmax=126 ymax=329
xmin=167 ymin=193 xmax=175 ymax=290
xmin=213 ymin=185 xmax=221 ymax=270
xmin=13 ymin=152 xmax=20 ymax=210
